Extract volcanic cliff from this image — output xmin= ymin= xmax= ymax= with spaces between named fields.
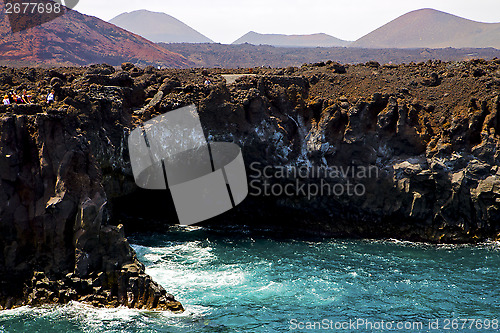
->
xmin=0 ymin=59 xmax=499 ymax=309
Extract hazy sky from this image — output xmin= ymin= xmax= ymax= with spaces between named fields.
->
xmin=75 ymin=0 xmax=500 ymax=44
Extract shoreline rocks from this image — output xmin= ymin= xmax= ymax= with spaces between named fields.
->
xmin=17 ymin=260 xmax=183 ymax=312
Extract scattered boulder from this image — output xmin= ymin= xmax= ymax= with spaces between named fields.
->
xmin=85 ymin=64 xmax=116 ymax=76
xmin=366 ymin=61 xmax=380 ymax=68
xmin=327 ymin=61 xmax=346 ymax=74
xmin=121 ymin=62 xmax=135 ymax=71
xmin=421 ymin=72 xmax=441 ymax=87
xmin=50 ymin=76 xmax=63 ymax=88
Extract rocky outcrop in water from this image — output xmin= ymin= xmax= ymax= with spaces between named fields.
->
xmin=0 ymin=64 xmax=183 ymax=310
xmin=0 ymin=59 xmax=499 ymax=308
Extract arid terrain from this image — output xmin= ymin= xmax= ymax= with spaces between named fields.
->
xmin=233 ymin=31 xmax=350 ymax=47
xmin=352 ymin=8 xmax=500 ymax=49
xmin=160 ymin=42 xmax=500 ymax=68
xmin=0 ymin=2 xmax=188 ymax=67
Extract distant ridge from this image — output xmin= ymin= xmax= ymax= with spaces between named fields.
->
xmin=233 ymin=31 xmax=350 ymax=47
xmin=110 ymin=10 xmax=214 ymax=43
xmin=351 ymin=8 xmax=500 ymax=49
xmin=160 ymin=42 xmax=500 ymax=69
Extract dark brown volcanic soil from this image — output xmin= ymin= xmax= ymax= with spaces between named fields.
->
xmin=115 ymin=59 xmax=498 ymax=142
xmin=301 ymin=60 xmax=499 ymax=136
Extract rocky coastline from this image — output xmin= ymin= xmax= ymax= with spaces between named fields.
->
xmin=0 ymin=59 xmax=499 ymax=309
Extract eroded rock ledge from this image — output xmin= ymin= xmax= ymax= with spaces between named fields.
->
xmin=0 ymin=64 xmax=184 ymax=310
xmin=0 ymin=60 xmax=499 ymax=308
xmin=23 ymin=261 xmax=182 ymax=311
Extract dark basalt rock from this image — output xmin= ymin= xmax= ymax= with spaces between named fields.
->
xmin=0 ymin=73 xmax=183 ymax=311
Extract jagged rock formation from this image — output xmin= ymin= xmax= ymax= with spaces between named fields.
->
xmin=0 ymin=59 xmax=499 ymax=307
xmin=167 ymin=61 xmax=499 ymax=243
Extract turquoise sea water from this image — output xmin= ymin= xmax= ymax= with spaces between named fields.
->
xmin=1 ymin=226 xmax=499 ymax=332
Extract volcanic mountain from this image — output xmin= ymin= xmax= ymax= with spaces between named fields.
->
xmin=0 ymin=3 xmax=189 ymax=67
xmin=109 ymin=10 xmax=213 ymax=44
xmin=233 ymin=31 xmax=350 ymax=47
xmin=351 ymin=8 xmax=500 ymax=49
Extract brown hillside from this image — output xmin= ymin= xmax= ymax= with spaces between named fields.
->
xmin=0 ymin=2 xmax=190 ymax=67
xmin=351 ymin=8 xmax=500 ymax=49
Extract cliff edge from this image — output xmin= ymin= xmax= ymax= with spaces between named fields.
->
xmin=0 ymin=64 xmax=183 ymax=311
xmin=0 ymin=59 xmax=499 ymax=308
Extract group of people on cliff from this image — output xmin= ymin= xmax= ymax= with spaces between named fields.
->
xmin=2 ymin=89 xmax=55 ymax=105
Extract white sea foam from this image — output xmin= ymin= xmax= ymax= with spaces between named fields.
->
xmin=132 ymin=240 xmax=247 ymax=303
xmin=0 ymin=301 xmax=210 ymax=333
xmin=147 ymin=263 xmax=246 ymax=291
xmin=132 ymin=241 xmax=216 ymax=267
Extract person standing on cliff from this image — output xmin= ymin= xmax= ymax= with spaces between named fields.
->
xmin=12 ymin=91 xmax=22 ymax=103
xmin=21 ymin=90 xmax=33 ymax=104
xmin=46 ymin=90 xmax=55 ymax=104
xmin=2 ymin=94 xmax=10 ymax=105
